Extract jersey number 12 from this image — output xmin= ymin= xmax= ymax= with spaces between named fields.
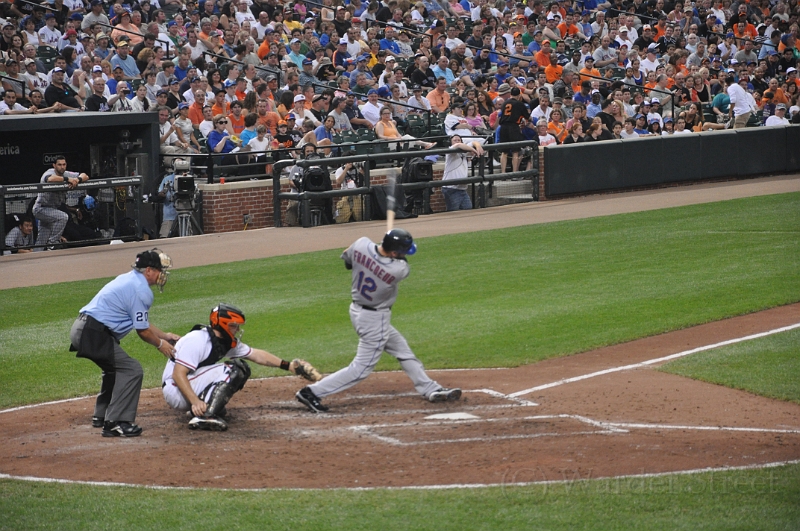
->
xmin=356 ymin=271 xmax=376 ymax=301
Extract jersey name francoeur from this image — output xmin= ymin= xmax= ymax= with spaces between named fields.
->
xmin=342 ymin=236 xmax=409 ymax=310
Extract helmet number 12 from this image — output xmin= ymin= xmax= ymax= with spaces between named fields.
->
xmin=356 ymin=271 xmax=377 ymax=301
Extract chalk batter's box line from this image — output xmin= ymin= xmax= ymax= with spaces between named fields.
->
xmin=509 ymin=322 xmax=800 ymax=398
xmin=340 ymin=414 xmax=626 ymax=446
xmin=325 ymin=413 xmax=800 ymax=447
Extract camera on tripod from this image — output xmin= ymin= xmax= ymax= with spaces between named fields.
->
xmin=172 ymin=159 xmax=195 ymax=211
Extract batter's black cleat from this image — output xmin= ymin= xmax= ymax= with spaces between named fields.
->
xmin=91 ymin=416 xmax=104 ymax=428
xmin=188 ymin=415 xmax=228 ymax=431
xmin=102 ymin=421 xmax=143 ymax=438
xmin=296 ymin=387 xmax=328 ymax=413
xmin=428 ymin=388 xmax=462 ymax=403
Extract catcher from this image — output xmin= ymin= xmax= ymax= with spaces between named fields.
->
xmin=162 ymin=303 xmax=321 ymax=431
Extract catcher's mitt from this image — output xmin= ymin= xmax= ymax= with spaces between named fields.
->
xmin=292 ymin=359 xmax=322 ymax=382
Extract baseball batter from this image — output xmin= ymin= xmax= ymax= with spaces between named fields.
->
xmin=162 ymin=304 xmax=321 ymax=431
xmin=296 ymin=229 xmax=461 ymax=413
xmin=33 ymin=155 xmax=88 ymax=250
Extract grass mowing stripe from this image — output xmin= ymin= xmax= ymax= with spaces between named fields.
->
xmin=0 ymin=193 xmax=798 ymax=408
xmin=659 ymin=328 xmax=800 ymax=405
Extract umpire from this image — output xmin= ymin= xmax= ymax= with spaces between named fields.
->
xmin=69 ymin=249 xmax=180 ymax=438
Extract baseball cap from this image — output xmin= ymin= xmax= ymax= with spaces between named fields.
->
xmin=787 ymin=67 xmax=798 ymax=74
xmin=635 ymin=113 xmax=645 ymax=119
xmin=647 ymin=42 xmax=658 ymax=51
xmin=117 ymin=40 xmax=129 ymax=47
xmin=497 ymin=83 xmax=511 ymax=94
xmin=178 ymin=102 xmax=190 ymax=110
xmin=44 ymin=13 xmax=55 ymax=19
xmin=352 ymin=17 xmax=361 ymax=23
xmin=339 ymin=37 xmax=348 ymax=44
xmin=386 ymin=56 xmax=395 ymax=62
xmin=169 ymin=77 xmax=180 ymax=84
xmin=293 ymin=94 xmax=305 ymax=102
xmin=642 ymin=24 xmax=652 ymax=30
xmin=775 ymin=103 xmax=787 ymax=110
xmin=664 ymin=117 xmax=673 ymax=124
xmin=113 ymin=65 xmax=124 ymax=71
xmin=290 ymin=38 xmax=301 ymax=44
xmin=730 ymin=58 xmax=739 ymax=65
xmin=224 ymin=79 xmax=236 ymax=87
xmin=23 ymin=58 xmax=35 ymax=66
xmin=412 ymin=84 xmax=422 ymax=91
xmin=357 ymin=54 xmax=369 ymax=62
xmin=92 ymin=65 xmax=103 ymax=72
xmin=619 ymin=26 xmax=628 ymax=32
xmin=157 ymin=89 xmax=168 ymax=96
xmin=649 ymin=117 xmax=659 ymax=124
xmin=651 ymin=97 xmax=660 ymax=104
xmin=5 ymin=58 xmax=17 ymax=66
xmin=367 ymin=88 xmax=379 ymax=95
xmin=286 ymin=113 xmax=297 ymax=120
xmin=190 ymin=76 xmax=201 ymax=82
xmin=278 ymin=120 xmax=288 ymax=126
xmin=91 ymin=0 xmax=102 ymax=5
xmin=590 ymin=88 xmax=600 ymax=94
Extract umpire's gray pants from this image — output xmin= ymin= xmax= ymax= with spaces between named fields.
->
xmin=70 ymin=317 xmax=144 ymax=424
xmin=308 ymin=304 xmax=441 ymax=399
xmin=32 ymin=204 xmax=68 ymax=247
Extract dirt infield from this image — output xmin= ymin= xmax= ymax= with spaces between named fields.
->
xmin=1 ymin=176 xmax=799 ymax=489
xmin=2 ymin=304 xmax=799 ymax=489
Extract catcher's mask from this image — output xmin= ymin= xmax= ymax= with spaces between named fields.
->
xmin=210 ymin=304 xmax=245 ymax=348
xmin=133 ymin=248 xmax=172 ymax=292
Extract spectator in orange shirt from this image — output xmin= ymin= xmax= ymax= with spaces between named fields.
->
xmin=188 ymin=90 xmax=207 ymax=125
xmin=227 ymin=101 xmax=246 ymax=135
xmin=234 ymin=77 xmax=249 ymax=102
xmin=733 ymin=20 xmax=757 ymax=41
xmin=211 ymin=89 xmax=230 ymax=116
xmin=557 ymin=13 xmax=586 ymax=40
xmin=255 ymin=98 xmax=281 ymax=135
xmin=426 ymin=77 xmax=451 ymax=113
xmin=544 ymin=49 xmax=563 ymax=84
xmin=578 ymin=56 xmax=601 ymax=85
xmin=534 ymin=46 xmax=552 ymax=68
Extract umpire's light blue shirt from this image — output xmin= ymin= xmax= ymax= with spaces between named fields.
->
xmin=80 ymin=270 xmax=153 ymax=340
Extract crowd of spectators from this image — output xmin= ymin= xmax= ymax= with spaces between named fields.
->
xmin=1 ymin=0 xmax=798 ymax=146
xmin=1 ymin=0 xmax=799 ymax=241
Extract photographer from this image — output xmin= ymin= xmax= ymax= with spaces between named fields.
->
xmin=333 ymin=161 xmax=365 ymax=224
xmin=157 ymin=165 xmax=178 ymax=238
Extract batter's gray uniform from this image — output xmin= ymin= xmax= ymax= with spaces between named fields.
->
xmin=33 ymin=168 xmax=74 ymax=248
xmin=306 ymin=237 xmax=443 ymax=399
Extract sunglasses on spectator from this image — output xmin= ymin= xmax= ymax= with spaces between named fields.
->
xmin=216 ymin=120 xmax=228 ymax=124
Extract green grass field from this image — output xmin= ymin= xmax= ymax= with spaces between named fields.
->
xmin=660 ymin=327 xmax=800 ymax=404
xmin=0 ymin=192 xmax=798 ymax=530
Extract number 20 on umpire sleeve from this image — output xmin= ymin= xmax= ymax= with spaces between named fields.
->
xmin=135 ymin=311 xmax=149 ymax=322
xmin=356 ymin=272 xmax=377 ymax=301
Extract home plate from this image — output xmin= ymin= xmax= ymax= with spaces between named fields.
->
xmin=424 ymin=412 xmax=480 ymax=420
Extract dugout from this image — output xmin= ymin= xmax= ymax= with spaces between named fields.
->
xmin=0 ymin=113 xmax=159 ymax=190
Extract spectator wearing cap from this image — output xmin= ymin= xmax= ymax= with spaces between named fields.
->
xmin=44 ymin=66 xmax=82 ymax=111
xmin=292 ymin=93 xmax=320 ymax=127
xmin=360 ymin=88 xmax=383 ymax=126
xmin=350 ymin=53 xmax=377 ymax=86
xmin=109 ymin=41 xmax=140 ymax=80
xmin=632 ymin=24 xmax=655 ymax=52
xmin=166 ymin=77 xmax=185 ymax=111
xmin=22 ymin=57 xmax=49 ymax=92
xmin=82 ymin=0 xmax=110 ymax=31
xmin=332 ymin=38 xmax=352 ymax=71
xmin=379 ymin=25 xmax=401 ymax=56
xmin=578 ymin=57 xmax=601 ymax=86
xmin=287 ymin=37 xmax=307 ymax=68
xmin=38 ymin=13 xmax=62 ymax=47
xmin=407 ymin=83 xmax=432 ymax=112
xmin=298 ymin=57 xmax=316 ymax=87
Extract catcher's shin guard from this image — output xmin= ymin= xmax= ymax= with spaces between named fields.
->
xmin=203 ymin=360 xmax=251 ymax=417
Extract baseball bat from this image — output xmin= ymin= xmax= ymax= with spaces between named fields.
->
xmin=385 ymin=173 xmax=396 ymax=231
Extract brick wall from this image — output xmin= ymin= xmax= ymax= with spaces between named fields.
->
xmin=199 ymin=163 xmax=448 ymax=234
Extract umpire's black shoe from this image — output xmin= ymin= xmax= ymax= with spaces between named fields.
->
xmin=91 ymin=416 xmax=104 ymax=428
xmin=102 ymin=421 xmax=143 ymax=438
xmin=296 ymin=387 xmax=328 ymax=413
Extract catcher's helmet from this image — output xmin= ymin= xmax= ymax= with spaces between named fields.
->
xmin=382 ymin=229 xmax=416 ymax=256
xmin=210 ymin=304 xmax=246 ymax=347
